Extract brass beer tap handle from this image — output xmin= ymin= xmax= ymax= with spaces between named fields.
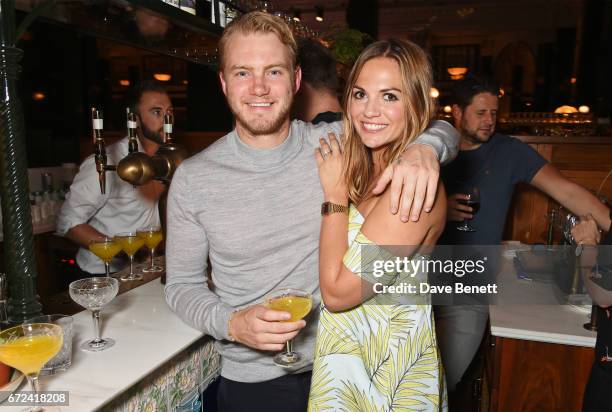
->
xmin=153 ymin=113 xmax=187 ymax=182
xmin=115 ymin=110 xmax=186 ymax=186
xmin=92 ymin=108 xmax=108 ymax=194
xmin=92 ymin=107 xmax=119 ymax=193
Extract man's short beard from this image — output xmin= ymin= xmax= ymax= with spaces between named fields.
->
xmin=461 ymin=120 xmax=491 ymax=146
xmin=232 ymin=103 xmax=291 ymax=137
xmin=140 ymin=123 xmax=164 ymax=144
xmin=462 ymin=129 xmax=484 ymax=145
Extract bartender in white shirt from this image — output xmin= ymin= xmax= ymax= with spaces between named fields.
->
xmin=57 ymin=80 xmax=170 ymax=274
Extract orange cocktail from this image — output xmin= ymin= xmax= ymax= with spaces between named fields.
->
xmin=115 ymin=232 xmax=145 ymax=281
xmin=89 ymin=237 xmax=122 ymax=277
xmin=137 ymin=225 xmax=163 ymax=273
xmin=0 ymin=334 xmax=62 ymax=375
xmin=265 ymin=288 xmax=313 ymax=367
xmin=266 ymin=295 xmax=312 ymax=322
xmin=0 ymin=323 xmax=63 ymax=411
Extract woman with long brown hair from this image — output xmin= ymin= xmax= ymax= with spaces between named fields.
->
xmin=308 ymin=39 xmax=447 ymax=411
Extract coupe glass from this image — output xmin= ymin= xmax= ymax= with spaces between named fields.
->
xmin=264 ymin=288 xmax=313 ymax=367
xmin=457 ymin=187 xmax=480 ymax=232
xmin=89 ymin=236 xmax=122 ymax=277
xmin=69 ymin=277 xmax=119 ymax=352
xmin=0 ymin=323 xmax=63 ymax=412
xmin=115 ymin=232 xmax=145 ymax=281
xmin=137 ymin=225 xmax=163 ymax=273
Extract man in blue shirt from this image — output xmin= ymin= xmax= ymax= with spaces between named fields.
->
xmin=436 ymin=76 xmax=611 ymax=401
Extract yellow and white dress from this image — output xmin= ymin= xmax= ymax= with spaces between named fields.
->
xmin=309 ymin=205 xmax=446 ymax=412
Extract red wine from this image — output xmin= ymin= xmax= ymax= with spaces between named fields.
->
xmin=459 ymin=199 xmax=480 ymax=214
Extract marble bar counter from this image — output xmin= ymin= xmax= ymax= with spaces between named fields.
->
xmin=489 ymin=257 xmax=596 ymax=347
xmin=486 ymin=252 xmax=597 ymax=411
xmin=3 ymin=270 xmax=220 ymax=411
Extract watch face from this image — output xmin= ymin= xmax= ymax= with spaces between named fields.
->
xmin=321 ymin=202 xmax=330 ymax=215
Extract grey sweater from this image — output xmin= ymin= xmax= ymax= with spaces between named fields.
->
xmin=165 ymin=119 xmax=458 ymax=382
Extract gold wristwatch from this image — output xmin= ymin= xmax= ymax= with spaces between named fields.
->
xmin=321 ymin=202 xmax=349 ymax=215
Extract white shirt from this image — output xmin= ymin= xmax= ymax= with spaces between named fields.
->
xmin=57 ymin=137 xmax=160 ymax=274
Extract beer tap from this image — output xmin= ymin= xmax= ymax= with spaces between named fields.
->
xmin=92 ymin=108 xmax=116 ymax=194
xmin=116 ymin=109 xmax=156 ymax=186
xmin=115 ymin=112 xmax=188 ymax=187
xmin=153 ymin=113 xmax=188 ymax=182
xmin=127 ymin=108 xmax=139 ymax=153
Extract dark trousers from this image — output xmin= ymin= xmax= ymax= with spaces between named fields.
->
xmin=583 ymin=362 xmax=611 ymax=412
xmin=217 ymin=372 xmax=312 ymax=412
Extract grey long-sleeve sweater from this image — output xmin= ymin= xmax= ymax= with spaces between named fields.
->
xmin=165 ymin=119 xmax=458 ymax=382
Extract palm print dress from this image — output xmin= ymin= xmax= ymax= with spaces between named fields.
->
xmin=308 ymin=205 xmax=447 ymax=412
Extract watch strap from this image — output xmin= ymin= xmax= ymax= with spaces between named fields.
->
xmin=321 ymin=202 xmax=349 ymax=215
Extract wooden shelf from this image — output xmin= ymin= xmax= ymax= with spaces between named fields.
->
xmin=15 ymin=0 xmax=227 ymax=66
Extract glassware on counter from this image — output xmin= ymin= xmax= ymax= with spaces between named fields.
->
xmin=69 ymin=277 xmax=119 ymax=352
xmin=89 ymin=236 xmax=123 ymax=277
xmin=137 ymin=225 xmax=164 ymax=273
xmin=25 ymin=315 xmax=73 ymax=375
xmin=115 ymin=232 xmax=145 ymax=281
xmin=0 ymin=323 xmax=63 ymax=411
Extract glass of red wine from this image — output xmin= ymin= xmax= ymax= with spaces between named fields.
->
xmin=457 ymin=187 xmax=480 ymax=232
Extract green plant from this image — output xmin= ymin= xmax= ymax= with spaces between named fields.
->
xmin=324 ymin=28 xmax=373 ymax=66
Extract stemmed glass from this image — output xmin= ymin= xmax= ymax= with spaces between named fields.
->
xmin=115 ymin=232 xmax=145 ymax=281
xmin=69 ymin=277 xmax=119 ymax=352
xmin=264 ymin=288 xmax=313 ymax=367
xmin=456 ymin=187 xmax=480 ymax=232
xmin=0 ymin=323 xmax=63 ymax=412
xmin=564 ymin=213 xmax=601 ymax=331
xmin=89 ymin=236 xmax=122 ymax=277
xmin=137 ymin=225 xmax=163 ymax=273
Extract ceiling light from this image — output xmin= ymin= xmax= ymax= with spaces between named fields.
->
xmin=119 ymin=80 xmax=130 ymax=86
xmin=292 ymin=9 xmax=301 ymax=22
xmin=578 ymin=105 xmax=590 ymax=114
xmin=554 ymin=105 xmax=578 ymax=114
xmin=315 ymin=6 xmax=324 ymax=22
xmin=443 ymin=105 xmax=452 ymax=113
xmin=32 ymin=92 xmax=46 ymax=101
xmin=430 ymin=87 xmax=440 ymax=99
xmin=153 ymin=73 xmax=172 ymax=82
xmin=447 ymin=67 xmax=468 ymax=80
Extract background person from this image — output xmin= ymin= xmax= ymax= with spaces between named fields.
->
xmin=435 ymin=75 xmax=611 ymax=401
xmin=57 ymin=80 xmax=169 ymax=275
xmin=292 ymin=37 xmax=342 ymax=124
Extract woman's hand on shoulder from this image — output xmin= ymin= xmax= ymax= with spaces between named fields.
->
xmin=315 ymin=133 xmax=348 ymax=204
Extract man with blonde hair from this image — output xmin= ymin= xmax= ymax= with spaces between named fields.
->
xmin=165 ymin=12 xmax=458 ymax=410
